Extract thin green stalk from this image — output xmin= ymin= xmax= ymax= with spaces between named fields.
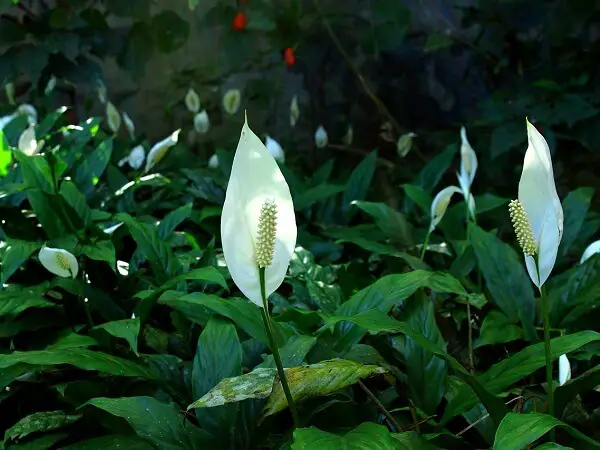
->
xmin=465 ymin=199 xmax=475 ymax=373
xmin=259 ymin=268 xmax=300 ymax=428
xmin=420 ymin=229 xmax=431 ymax=261
xmin=541 ymin=286 xmax=555 ymax=440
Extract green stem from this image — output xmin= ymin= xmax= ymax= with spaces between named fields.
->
xmin=259 ymin=268 xmax=300 ymax=428
xmin=541 ymin=286 xmax=555 ymax=440
xmin=420 ymin=229 xmax=432 ymax=261
xmin=464 ymin=198 xmax=475 ymax=373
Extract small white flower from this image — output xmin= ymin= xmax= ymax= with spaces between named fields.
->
xmin=290 ymin=96 xmax=300 ymax=127
xmin=265 ymin=136 xmax=285 ymax=163
xmin=208 ymin=153 xmax=220 ymax=169
xmin=580 ymin=240 xmax=600 ymax=264
xmin=223 ymin=89 xmax=241 ymax=115
xmin=16 ymin=104 xmax=38 ymax=126
xmin=430 ymin=186 xmax=462 ymax=232
xmin=397 ymin=132 xmax=417 ymax=158
xmin=97 ymin=80 xmax=107 ymax=104
xmin=144 ymin=129 xmax=181 ymax=173
xmin=127 ymin=145 xmax=145 ymax=170
xmin=122 ymin=112 xmax=135 ymax=140
xmin=39 ymin=246 xmax=79 ymax=278
xmin=5 ymin=82 xmax=15 ymax=105
xmin=558 ymin=354 xmax=571 ymax=386
xmin=457 ymin=127 xmax=478 ymax=218
xmin=106 ymin=102 xmax=121 ymax=134
xmin=103 ymin=223 xmax=123 ymax=234
xmin=18 ymin=125 xmax=44 ymax=156
xmin=194 ymin=110 xmax=210 ymax=134
xmin=185 ymin=88 xmax=201 ymax=113
xmin=314 ymin=126 xmax=328 ymax=148
xmin=45 ymin=76 xmax=57 ymax=95
xmin=342 ymin=125 xmax=353 ymax=147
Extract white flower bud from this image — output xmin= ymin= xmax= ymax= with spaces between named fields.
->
xmin=397 ymin=132 xmax=417 ymax=157
xmin=208 ymin=153 xmax=219 ymax=169
xmin=39 ymin=246 xmax=79 ymax=278
xmin=127 ymin=145 xmax=145 ymax=170
xmin=265 ymin=136 xmax=285 ymax=163
xmin=122 ymin=112 xmax=135 ymax=140
xmin=558 ymin=354 xmax=571 ymax=386
xmin=18 ymin=125 xmax=44 ymax=156
xmin=222 ymin=89 xmax=241 ymax=115
xmin=290 ymin=96 xmax=300 ymax=127
xmin=342 ymin=125 xmax=353 ymax=147
xmin=314 ymin=125 xmax=328 ymax=148
xmin=106 ymin=102 xmax=121 ymax=134
xmin=185 ymin=88 xmax=201 ymax=113
xmin=45 ymin=76 xmax=57 ymax=95
xmin=194 ymin=110 xmax=210 ymax=134
xmin=145 ymin=129 xmax=181 ymax=173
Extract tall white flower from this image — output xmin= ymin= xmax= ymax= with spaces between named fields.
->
xmin=106 ymin=102 xmax=121 ymax=134
xmin=290 ymin=96 xmax=300 ymax=127
xmin=397 ymin=132 xmax=417 ymax=158
xmin=45 ymin=76 xmax=57 ymax=95
xmin=5 ymin=82 xmax=15 ymax=105
xmin=457 ymin=127 xmax=478 ymax=200
xmin=122 ymin=112 xmax=135 ymax=140
xmin=558 ymin=354 xmax=571 ymax=386
xmin=185 ymin=88 xmax=200 ymax=113
xmin=221 ymin=116 xmax=297 ymax=307
xmin=223 ymin=89 xmax=241 ymax=115
xmin=144 ymin=129 xmax=181 ymax=173
xmin=18 ymin=125 xmax=44 ymax=155
xmin=39 ymin=246 xmax=79 ymax=278
xmin=510 ymin=119 xmax=563 ymax=289
xmin=314 ymin=125 xmax=328 ymax=148
xmin=208 ymin=153 xmax=219 ymax=169
xmin=580 ymin=240 xmax=600 ymax=264
xmin=430 ymin=186 xmax=461 ymax=232
xmin=127 ymin=145 xmax=145 ymax=170
xmin=265 ymin=136 xmax=285 ymax=163
xmin=342 ymin=125 xmax=353 ymax=147
xmin=194 ymin=110 xmax=210 ymax=134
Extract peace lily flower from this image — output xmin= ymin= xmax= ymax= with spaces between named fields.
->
xmin=509 ymin=119 xmax=563 ymax=289
xmin=314 ymin=125 xmax=328 ymax=148
xmin=144 ymin=129 xmax=181 ymax=173
xmin=185 ymin=88 xmax=200 ymax=113
xmin=397 ymin=132 xmax=417 ymax=158
xmin=194 ymin=110 xmax=210 ymax=134
xmin=430 ymin=186 xmax=461 ymax=232
xmin=126 ymin=145 xmax=145 ymax=170
xmin=221 ymin=116 xmax=297 ymax=307
xmin=265 ymin=136 xmax=285 ymax=163
xmin=18 ymin=125 xmax=44 ymax=155
xmin=580 ymin=240 xmax=600 ymax=263
xmin=558 ymin=354 xmax=571 ymax=386
xmin=208 ymin=153 xmax=220 ymax=169
xmin=457 ymin=127 xmax=478 ymax=200
xmin=39 ymin=246 xmax=79 ymax=278
xmin=122 ymin=112 xmax=135 ymax=140
xmin=96 ymin=80 xmax=107 ymax=104
xmin=45 ymin=76 xmax=57 ymax=95
xmin=342 ymin=125 xmax=353 ymax=147
xmin=106 ymin=102 xmax=121 ymax=134
xmin=103 ymin=222 xmax=123 ymax=235
xmin=223 ymin=89 xmax=241 ymax=115
xmin=290 ymin=96 xmax=299 ymax=127
xmin=17 ymin=104 xmax=38 ymax=126
xmin=5 ymin=82 xmax=15 ymax=105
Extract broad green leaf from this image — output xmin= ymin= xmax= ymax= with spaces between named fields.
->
xmin=555 ymin=363 xmax=600 ymax=416
xmin=535 ymin=444 xmax=574 ymax=450
xmin=192 ymin=317 xmax=242 ymax=441
xmin=470 ymin=225 xmax=536 ymax=340
xmin=47 ymin=331 xmax=98 ymax=350
xmin=61 ymin=434 xmax=153 ymax=449
xmin=306 ymin=279 xmax=342 ymax=315
xmin=59 ymin=181 xmax=93 ymax=227
xmin=0 ymin=292 xmax=56 ymax=318
xmin=412 ymin=144 xmax=455 ymax=196
xmin=27 ymin=190 xmax=66 ymax=238
xmin=1 ymin=239 xmax=42 ymax=283
xmin=341 ymin=151 xmax=377 ymax=220
xmin=559 ymin=187 xmax=594 ymax=259
xmin=35 ymin=107 xmax=67 ymax=138
xmin=474 ymin=310 xmax=523 ymax=348
xmin=4 ymin=410 xmax=81 ymax=442
xmin=82 ymin=240 xmax=116 ymax=270
xmin=402 ymin=184 xmax=432 ymax=215
xmin=353 ymin=200 xmax=414 ymax=247
xmin=493 ymin=412 xmax=600 ymax=449
xmin=474 ymin=194 xmax=510 ymax=214
xmin=295 ymin=184 xmax=346 ymax=210
xmin=403 ymin=292 xmax=447 ymax=414
xmin=158 ymin=203 xmax=192 ymax=240
xmin=0 ymin=130 xmax=11 ymax=176
xmin=443 ymin=331 xmax=600 ymax=422
xmin=0 ymin=348 xmax=156 ymax=379
xmin=84 ymin=397 xmax=212 ymax=449
xmin=259 ymin=335 xmax=317 ymax=369
xmin=74 ymin=139 xmax=113 ymax=194
xmin=13 ymin=151 xmax=54 ymax=193
xmin=292 ymin=423 xmax=398 ymax=449
xmin=92 ymin=318 xmax=140 ymax=355
xmin=490 ymin=121 xmax=526 ymax=159
xmin=3 ymin=432 xmax=68 ymax=449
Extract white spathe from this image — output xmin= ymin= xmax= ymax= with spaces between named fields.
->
xmin=580 ymin=240 xmax=600 ymax=264
xmin=45 ymin=76 xmax=57 ymax=95
xmin=17 ymin=104 xmax=38 ymax=125
xmin=430 ymin=186 xmax=462 ymax=232
xmin=185 ymin=88 xmax=200 ymax=113
xmin=314 ymin=125 xmax=328 ymax=148
xmin=558 ymin=354 xmax=571 ymax=386
xmin=18 ymin=125 xmax=44 ymax=155
xmin=518 ymin=119 xmax=563 ymax=288
xmin=342 ymin=125 xmax=353 ymax=147
xmin=194 ymin=110 xmax=210 ymax=134
xmin=457 ymin=127 xmax=478 ymax=219
xmin=106 ymin=102 xmax=121 ymax=133
xmin=290 ymin=96 xmax=300 ymax=127
xmin=144 ymin=129 xmax=181 ymax=173
xmin=122 ymin=112 xmax=135 ymax=140
xmin=208 ymin=153 xmax=219 ymax=169
xmin=265 ymin=136 xmax=285 ymax=163
xmin=5 ymin=82 xmax=15 ymax=105
xmin=221 ymin=116 xmax=297 ymax=307
xmin=39 ymin=246 xmax=79 ymax=278
xmin=127 ymin=145 xmax=145 ymax=170
xmin=223 ymin=89 xmax=241 ymax=115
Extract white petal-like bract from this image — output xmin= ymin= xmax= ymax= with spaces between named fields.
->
xmin=290 ymin=96 xmax=300 ymax=127
xmin=558 ymin=354 xmax=571 ymax=386
xmin=265 ymin=136 xmax=285 ymax=163
xmin=45 ymin=76 xmax=57 ymax=95
xmin=106 ymin=102 xmax=121 ymax=133
xmin=128 ymin=145 xmax=145 ymax=170
xmin=194 ymin=110 xmax=210 ymax=134
xmin=314 ymin=125 xmax=328 ymax=148
xmin=430 ymin=186 xmax=462 ymax=232
xmin=144 ymin=129 xmax=181 ymax=173
xmin=122 ymin=112 xmax=135 ymax=140
xmin=580 ymin=240 xmax=600 ymax=264
xmin=223 ymin=89 xmax=241 ymax=115
xmin=18 ymin=125 xmax=43 ymax=155
xmin=208 ymin=153 xmax=220 ymax=169
xmin=39 ymin=246 xmax=79 ymax=278
xmin=185 ymin=88 xmax=200 ymax=113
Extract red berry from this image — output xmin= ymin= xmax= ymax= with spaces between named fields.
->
xmin=284 ymin=47 xmax=295 ymax=66
xmin=232 ymin=12 xmax=247 ymax=31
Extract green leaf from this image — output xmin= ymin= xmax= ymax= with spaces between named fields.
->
xmin=82 ymin=240 xmax=116 ymax=270
xmin=27 ymin=190 xmax=67 ymax=239
xmin=535 ymin=444 xmax=574 ymax=450
xmin=294 ymin=184 xmax=346 ymax=210
xmin=306 ymin=279 xmax=342 ymax=315
xmin=259 ymin=335 xmax=317 ymax=368
xmin=558 ymin=187 xmax=594 ymax=259
xmin=403 ymin=292 xmax=447 ymax=415
xmin=470 ymin=225 xmax=536 ymax=340
xmin=474 ymin=310 xmax=523 ymax=348
xmin=151 ymin=11 xmax=190 ymax=53
xmin=74 ymin=139 xmax=113 ymax=194
xmin=402 ymin=184 xmax=432 ymax=214
xmin=493 ymin=412 xmax=600 ymax=449
xmin=0 ymin=130 xmax=11 ymax=176
xmin=490 ymin=121 xmax=526 ymax=159
xmin=0 ymin=291 xmax=56 ymax=318
xmin=92 ymin=318 xmax=140 ymax=355
xmin=353 ymin=201 xmax=414 ymax=247
xmin=413 ymin=144 xmax=455 ymax=194
xmin=292 ymin=423 xmax=398 ymax=449
xmin=1 ymin=239 xmax=42 ymax=283
xmin=14 ymin=151 xmax=54 ymax=193
xmin=341 ymin=151 xmax=377 ymax=220
xmin=4 ymin=432 xmax=68 ymax=449
xmin=443 ymin=331 xmax=600 ymax=422
xmin=120 ymin=22 xmax=154 ymax=79
xmin=555 ymin=363 xmax=600 ymax=416
xmin=424 ymin=33 xmax=454 ymax=52
xmin=59 ymin=181 xmax=92 ymax=227
xmin=192 ymin=317 xmax=242 ymax=441
xmin=84 ymin=397 xmax=212 ymax=449
xmin=158 ymin=203 xmax=192 ymax=239
xmin=4 ymin=410 xmax=81 ymax=442
xmin=474 ymin=194 xmax=510 ymax=214
xmin=61 ymin=435 xmax=154 ymax=450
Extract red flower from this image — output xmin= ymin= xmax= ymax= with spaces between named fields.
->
xmin=232 ymin=12 xmax=247 ymax=31
xmin=284 ymin=47 xmax=295 ymax=66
